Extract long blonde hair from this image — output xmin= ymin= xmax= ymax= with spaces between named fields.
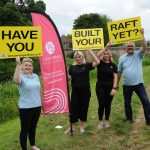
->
xmin=100 ymin=49 xmax=113 ymax=62
xmin=73 ymin=51 xmax=86 ymax=65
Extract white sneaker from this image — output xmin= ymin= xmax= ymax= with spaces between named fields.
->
xmin=31 ymin=146 xmax=40 ymax=150
xmin=80 ymin=128 xmax=85 ymax=133
xmin=98 ymin=121 xmax=103 ymax=129
xmin=104 ymin=121 xmax=110 ymax=128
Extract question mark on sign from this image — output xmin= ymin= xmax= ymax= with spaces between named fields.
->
xmin=133 ymin=29 xmax=139 ymax=36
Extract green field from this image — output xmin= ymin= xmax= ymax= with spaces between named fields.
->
xmin=0 ymin=59 xmax=150 ymax=150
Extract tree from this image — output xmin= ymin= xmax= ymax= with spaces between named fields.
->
xmin=23 ymin=0 xmax=46 ymax=12
xmin=0 ymin=0 xmax=46 ymax=82
xmin=0 ymin=0 xmax=46 ymax=26
xmin=0 ymin=4 xmax=30 ymax=26
xmin=73 ymin=13 xmax=112 ymax=44
xmin=0 ymin=0 xmax=10 ymax=6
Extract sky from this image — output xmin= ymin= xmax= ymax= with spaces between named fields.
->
xmin=43 ymin=0 xmax=150 ymax=40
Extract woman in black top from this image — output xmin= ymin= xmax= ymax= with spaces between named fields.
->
xmin=65 ymin=50 xmax=99 ymax=134
xmin=96 ymin=42 xmax=118 ymax=129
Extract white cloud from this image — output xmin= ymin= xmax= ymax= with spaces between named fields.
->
xmin=43 ymin=0 xmax=150 ymax=40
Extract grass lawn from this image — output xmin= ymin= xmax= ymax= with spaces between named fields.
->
xmin=0 ymin=66 xmax=150 ymax=150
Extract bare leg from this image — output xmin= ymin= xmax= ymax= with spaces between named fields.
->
xmin=80 ymin=120 xmax=85 ymax=133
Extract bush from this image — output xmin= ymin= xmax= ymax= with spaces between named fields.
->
xmin=0 ymin=58 xmax=41 ymax=83
xmin=143 ymin=56 xmax=150 ymax=66
xmin=0 ymin=81 xmax=18 ymax=123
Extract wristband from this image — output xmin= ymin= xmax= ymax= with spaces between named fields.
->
xmin=113 ymin=87 xmax=117 ymax=90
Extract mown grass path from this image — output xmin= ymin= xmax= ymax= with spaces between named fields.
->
xmin=127 ymin=84 xmax=150 ymax=150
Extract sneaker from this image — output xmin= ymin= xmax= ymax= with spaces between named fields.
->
xmin=64 ymin=128 xmax=75 ymax=134
xmin=104 ymin=121 xmax=110 ymax=128
xmin=31 ymin=146 xmax=40 ymax=150
xmin=125 ymin=120 xmax=133 ymax=124
xmin=80 ymin=128 xmax=85 ymax=133
xmin=98 ymin=121 xmax=103 ymax=129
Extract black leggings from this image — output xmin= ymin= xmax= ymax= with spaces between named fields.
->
xmin=96 ymin=84 xmax=113 ymax=121
xmin=19 ymin=106 xmax=41 ymax=150
xmin=70 ymin=86 xmax=91 ymax=123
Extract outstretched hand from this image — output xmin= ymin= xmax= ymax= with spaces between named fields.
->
xmin=106 ymin=41 xmax=111 ymax=48
xmin=16 ymin=56 xmax=21 ymax=65
xmin=140 ymin=28 xmax=144 ymax=35
xmin=87 ymin=49 xmax=92 ymax=52
xmin=87 ymin=49 xmax=95 ymax=55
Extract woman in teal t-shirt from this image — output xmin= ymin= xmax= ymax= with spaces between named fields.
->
xmin=14 ymin=56 xmax=41 ymax=150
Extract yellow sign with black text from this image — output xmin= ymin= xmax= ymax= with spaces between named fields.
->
xmin=0 ymin=26 xmax=42 ymax=59
xmin=107 ymin=16 xmax=142 ymax=45
xmin=72 ymin=28 xmax=104 ymax=50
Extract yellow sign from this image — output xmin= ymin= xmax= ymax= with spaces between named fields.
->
xmin=107 ymin=16 xmax=142 ymax=45
xmin=0 ymin=26 xmax=42 ymax=59
xmin=72 ymin=28 xmax=104 ymax=50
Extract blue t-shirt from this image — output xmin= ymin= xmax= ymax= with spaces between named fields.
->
xmin=118 ymin=50 xmax=144 ymax=86
xmin=18 ymin=73 xmax=41 ymax=108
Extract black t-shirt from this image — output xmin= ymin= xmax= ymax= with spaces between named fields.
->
xmin=69 ymin=63 xmax=94 ymax=87
xmin=97 ymin=60 xmax=118 ymax=86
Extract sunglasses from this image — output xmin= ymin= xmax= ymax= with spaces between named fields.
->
xmin=22 ymin=58 xmax=33 ymax=63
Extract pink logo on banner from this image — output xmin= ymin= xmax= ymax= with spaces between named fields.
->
xmin=31 ymin=12 xmax=69 ymax=114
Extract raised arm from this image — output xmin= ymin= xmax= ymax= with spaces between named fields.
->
xmin=13 ymin=56 xmax=21 ymax=85
xmin=97 ymin=42 xmax=111 ymax=59
xmin=140 ymin=28 xmax=147 ymax=52
xmin=88 ymin=49 xmax=100 ymax=67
